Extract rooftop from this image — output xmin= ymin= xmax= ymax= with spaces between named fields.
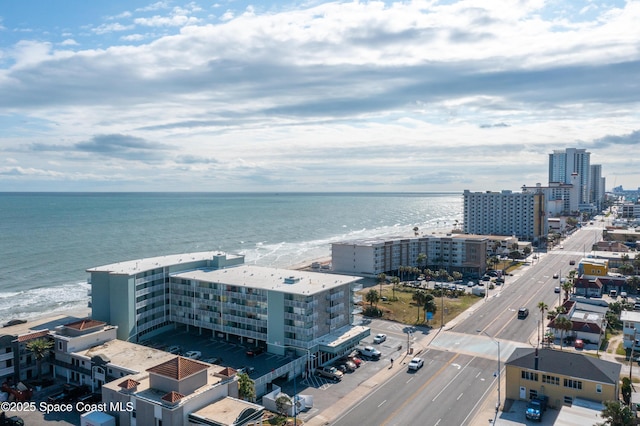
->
xmin=86 ymin=251 xmax=243 ymax=275
xmin=79 ymin=339 xmax=175 ymax=373
xmin=147 ymin=356 xmax=210 ymax=380
xmin=64 ymin=318 xmax=106 ymax=331
xmin=506 ymin=348 xmax=620 ymax=385
xmin=172 ymin=264 xmax=363 ymax=296
xmin=190 ymin=396 xmax=264 ymax=426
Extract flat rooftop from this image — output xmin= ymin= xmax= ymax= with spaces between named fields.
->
xmin=79 ymin=339 xmax=176 ymax=373
xmin=172 ymin=265 xmax=363 ymax=296
xmin=86 ymin=251 xmax=243 ymax=275
xmin=333 ymin=233 xmax=490 ymax=246
xmin=190 ymin=396 xmax=263 ymax=425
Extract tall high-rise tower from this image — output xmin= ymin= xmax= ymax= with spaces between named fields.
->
xmin=548 ymin=148 xmax=591 ymax=205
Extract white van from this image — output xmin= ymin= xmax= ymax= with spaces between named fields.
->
xmin=609 ymin=289 xmax=617 ymax=298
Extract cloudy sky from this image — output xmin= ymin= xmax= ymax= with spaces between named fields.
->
xmin=1 ymin=0 xmax=639 ymax=192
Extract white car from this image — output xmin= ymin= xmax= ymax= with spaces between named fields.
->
xmin=373 ymin=333 xmax=387 ymax=344
xmin=408 ymin=357 xmax=424 ymax=371
xmin=184 ymin=350 xmax=202 ymax=360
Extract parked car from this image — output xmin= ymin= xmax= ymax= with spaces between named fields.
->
xmin=348 ymin=356 xmax=362 ymax=367
xmin=574 ymin=339 xmax=584 ymax=349
xmin=517 ymin=308 xmax=529 ymax=319
xmin=467 ymin=281 xmax=475 ymax=287
xmin=569 ymin=260 xmax=576 ymax=265
xmin=315 ymin=366 xmax=343 ymax=381
xmin=167 ymin=345 xmax=182 ymax=354
xmin=245 ymin=347 xmax=265 ymax=357
xmin=554 ymin=286 xmax=560 ymax=293
xmin=357 ymin=346 xmax=381 ymax=360
xmin=407 ymin=357 xmax=424 ymax=371
xmin=2 ymin=319 xmax=27 ymax=327
xmin=373 ymin=333 xmax=387 ymax=344
xmin=525 ymin=396 xmax=548 ymax=421
xmin=185 ymin=350 xmax=202 ymax=360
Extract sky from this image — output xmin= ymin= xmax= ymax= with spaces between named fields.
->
xmin=0 ymin=0 xmax=639 ymax=192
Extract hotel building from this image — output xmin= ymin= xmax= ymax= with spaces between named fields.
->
xmin=549 ymin=148 xmax=592 ymax=205
xmin=88 ymin=252 xmax=369 ymax=370
xmin=331 ymin=234 xmax=488 ymax=277
xmin=462 ymin=190 xmax=546 ymax=242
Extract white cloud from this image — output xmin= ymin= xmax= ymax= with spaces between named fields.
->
xmin=60 ymin=39 xmax=79 ymax=46
xmin=0 ymin=0 xmax=639 ymax=191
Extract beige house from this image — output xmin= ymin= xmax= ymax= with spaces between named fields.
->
xmin=505 ymin=348 xmax=620 ymax=408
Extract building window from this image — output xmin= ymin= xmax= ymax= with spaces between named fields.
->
xmin=542 ymin=374 xmax=560 ymax=386
xmin=596 ymin=384 xmax=602 ymax=393
xmin=563 ymin=379 xmax=582 ymax=390
xmin=521 ymin=371 xmax=539 ymax=381
xmin=563 ymin=396 xmax=573 ymax=405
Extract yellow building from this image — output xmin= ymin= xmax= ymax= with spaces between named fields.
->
xmin=579 ymin=258 xmax=608 ymax=277
xmin=505 ymin=348 xmax=620 ymax=409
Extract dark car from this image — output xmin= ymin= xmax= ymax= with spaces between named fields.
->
xmin=2 ymin=319 xmax=27 ymax=327
xmin=246 ymin=347 xmax=264 ymax=357
xmin=517 ymin=308 xmax=529 ymax=319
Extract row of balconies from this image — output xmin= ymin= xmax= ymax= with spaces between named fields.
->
xmin=0 ymin=352 xmax=13 ymax=362
xmin=284 ymin=312 xmax=318 ymax=322
xmin=327 ymin=315 xmax=345 ymax=327
xmin=326 ymin=291 xmax=344 ymax=301
xmin=284 ymin=325 xmax=316 ymax=336
xmin=326 ymin=304 xmax=344 ymax=315
xmin=284 ymin=299 xmax=318 ymax=309
xmin=135 ymin=272 xmax=167 ymax=286
xmin=135 ymin=293 xmax=165 ymax=309
xmin=136 ymin=304 xmax=166 ymax=319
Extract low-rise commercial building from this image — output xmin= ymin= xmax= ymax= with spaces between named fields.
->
xmin=505 ymin=348 xmax=620 ymax=408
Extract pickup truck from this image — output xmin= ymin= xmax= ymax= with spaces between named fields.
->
xmin=315 ymin=366 xmax=343 ymax=381
xmin=525 ymin=396 xmax=548 ymax=421
xmin=357 ymin=346 xmax=381 ymax=360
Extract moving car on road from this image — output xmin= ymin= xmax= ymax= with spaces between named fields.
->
xmin=407 ymin=357 xmax=424 ymax=371
xmin=517 ymin=308 xmax=529 ymax=319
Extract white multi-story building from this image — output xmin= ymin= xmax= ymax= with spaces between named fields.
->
xmin=462 ymin=190 xmax=546 ymax=242
xmin=331 ymin=234 xmax=488 ymax=277
xmin=590 ymin=164 xmax=606 ymax=210
xmin=549 ymin=148 xmax=592 ymax=205
xmin=89 ymin=252 xmax=369 ymax=369
xmin=521 ymin=180 xmax=580 ymax=217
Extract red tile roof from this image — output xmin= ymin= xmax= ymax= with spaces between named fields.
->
xmin=147 ymin=356 xmax=209 ymax=380
xmin=117 ymin=379 xmax=140 ymax=390
xmin=218 ymin=367 xmax=237 ymax=377
xmin=64 ymin=318 xmax=106 ymax=330
xmin=17 ymin=330 xmax=50 ymax=343
xmin=161 ymin=391 xmax=185 ymax=403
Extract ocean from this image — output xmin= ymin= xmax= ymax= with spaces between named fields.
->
xmin=0 ymin=192 xmax=462 ymax=321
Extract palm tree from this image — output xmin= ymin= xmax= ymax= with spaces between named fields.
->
xmin=26 ymin=338 xmax=54 ymax=380
xmin=377 ymin=273 xmax=386 ymax=298
xmin=366 ymin=289 xmax=379 ymax=307
xmin=412 ymin=290 xmax=427 ymax=322
xmin=424 ymin=295 xmax=437 ymax=326
xmin=416 ymin=253 xmax=427 ymax=270
xmin=391 ymin=276 xmax=400 ymax=300
xmin=537 ymin=302 xmax=548 ymax=346
xmin=554 ymin=316 xmax=573 ymax=350
xmin=562 ymin=280 xmax=573 ymax=301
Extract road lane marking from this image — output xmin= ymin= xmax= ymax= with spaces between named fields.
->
xmin=457 ymin=393 xmax=463 ymax=400
xmin=432 ymin=357 xmax=475 ymax=402
xmin=380 ymin=353 xmax=461 ymax=426
xmin=406 ymin=377 xmax=414 ymax=384
xmin=378 ymin=400 xmax=387 ymax=408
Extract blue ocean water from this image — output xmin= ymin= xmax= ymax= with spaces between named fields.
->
xmin=0 ymin=192 xmax=462 ymax=320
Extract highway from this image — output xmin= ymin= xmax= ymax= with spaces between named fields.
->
xmin=334 ymin=222 xmax=605 ymax=425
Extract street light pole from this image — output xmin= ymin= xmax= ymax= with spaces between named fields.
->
xmin=479 ymin=330 xmax=501 ymax=412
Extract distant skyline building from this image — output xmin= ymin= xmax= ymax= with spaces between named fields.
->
xmin=462 ymin=190 xmax=546 ymax=242
xmin=548 ymin=148 xmax=591 ymax=205
xmin=590 ymin=164 xmax=605 ymax=210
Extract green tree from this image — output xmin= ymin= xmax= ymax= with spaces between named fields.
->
xmin=391 ymin=276 xmax=400 ymax=300
xmin=275 ymin=394 xmax=293 ymax=419
xmin=416 ymin=253 xmax=427 ymax=270
xmin=366 ymin=289 xmax=379 ymax=307
xmin=598 ymin=400 xmax=634 ymax=426
xmin=537 ymin=301 xmax=548 ymax=341
xmin=619 ymin=263 xmax=634 ymax=275
xmin=237 ymin=372 xmax=256 ymax=402
xmin=424 ymin=296 xmax=437 ymax=325
xmin=627 ymin=275 xmax=640 ymax=294
xmin=562 ymin=280 xmax=573 ymax=301
xmin=621 ymin=377 xmax=632 ymax=405
xmin=377 ymin=273 xmax=386 ymax=298
xmin=554 ymin=316 xmax=573 ymax=350
xmin=25 ymin=338 xmax=54 ymax=380
xmin=412 ymin=290 xmax=427 ymax=322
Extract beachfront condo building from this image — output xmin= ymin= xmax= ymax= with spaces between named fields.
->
xmin=88 ymin=252 xmax=368 ymax=361
xmin=549 ymin=148 xmax=592 ymax=205
xmin=331 ymin=234 xmax=488 ymax=278
xmin=463 ymin=189 xmax=546 ymax=242
xmin=88 ymin=252 xmax=245 ymax=342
